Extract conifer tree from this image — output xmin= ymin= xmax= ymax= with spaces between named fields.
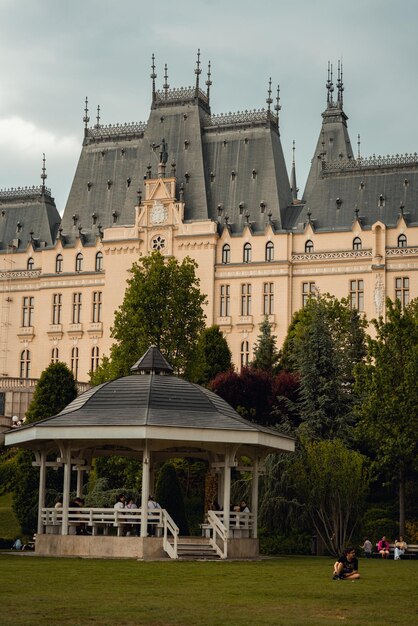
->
xmin=251 ymin=316 xmax=279 ymax=373
xmin=155 ymin=463 xmax=189 ymax=535
xmin=187 ymin=325 xmax=233 ymax=385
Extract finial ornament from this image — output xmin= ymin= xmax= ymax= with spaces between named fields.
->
xmin=95 ymin=105 xmax=101 ymax=129
xmin=151 ymin=54 xmax=157 ymax=102
xmin=83 ymin=97 xmax=90 ymax=130
xmin=266 ymin=77 xmax=273 ymax=113
xmin=292 ymin=140 xmax=296 ymax=165
xmin=195 ymin=49 xmax=202 ymax=93
xmin=326 ymin=61 xmax=334 ymax=106
xmin=163 ymin=63 xmax=169 ymax=99
xmin=274 ymin=85 xmax=281 ymax=127
xmin=41 ymin=153 xmax=47 ymax=193
xmin=357 ymin=133 xmax=361 ymax=159
xmin=206 ymin=60 xmax=212 ymax=101
xmin=337 ymin=59 xmax=344 ymax=106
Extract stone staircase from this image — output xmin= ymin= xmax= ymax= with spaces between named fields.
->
xmin=175 ymin=538 xmax=221 ymax=560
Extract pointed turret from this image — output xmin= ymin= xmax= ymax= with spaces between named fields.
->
xmin=303 ymin=61 xmax=354 ymax=201
xmin=290 ymin=141 xmax=299 ymax=202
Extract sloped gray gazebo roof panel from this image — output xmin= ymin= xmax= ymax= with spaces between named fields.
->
xmin=37 ymin=375 xmax=260 ymax=431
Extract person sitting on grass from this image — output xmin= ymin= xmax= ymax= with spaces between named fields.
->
xmin=332 ymin=547 xmax=360 ymax=580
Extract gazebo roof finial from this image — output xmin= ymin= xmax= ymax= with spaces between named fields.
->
xmin=130 ymin=345 xmax=173 ymax=374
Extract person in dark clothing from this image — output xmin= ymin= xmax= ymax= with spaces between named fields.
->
xmin=332 ymin=547 xmax=360 ymax=580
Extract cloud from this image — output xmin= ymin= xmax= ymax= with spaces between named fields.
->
xmin=0 ymin=117 xmax=79 ymax=157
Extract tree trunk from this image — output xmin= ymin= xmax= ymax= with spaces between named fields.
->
xmin=399 ymin=470 xmax=405 ymax=536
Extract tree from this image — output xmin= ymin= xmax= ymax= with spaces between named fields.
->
xmin=25 ymin=362 xmax=78 ymax=424
xmin=251 ymin=316 xmax=279 ymax=373
xmin=355 ymin=297 xmax=418 ymax=535
xmin=292 ymin=439 xmax=369 ymax=556
xmin=155 ymin=463 xmax=189 ymax=535
xmin=13 ymin=362 xmax=78 ymax=533
xmin=186 ymin=325 xmax=233 ymax=385
xmin=91 ymin=251 xmax=206 ymax=383
xmin=282 ymin=294 xmax=366 ymax=441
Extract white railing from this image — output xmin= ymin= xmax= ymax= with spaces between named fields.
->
xmin=207 ymin=510 xmax=228 ymax=559
xmin=161 ymin=509 xmax=179 ymax=559
xmin=41 ymin=507 xmax=165 ymax=537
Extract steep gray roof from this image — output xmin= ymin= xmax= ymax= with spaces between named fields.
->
xmin=60 ymin=87 xmax=292 ymax=243
xmin=0 ymin=188 xmax=61 ymax=252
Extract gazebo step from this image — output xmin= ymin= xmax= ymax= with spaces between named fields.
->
xmin=175 ymin=541 xmax=221 ymax=560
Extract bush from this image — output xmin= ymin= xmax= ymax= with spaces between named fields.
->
xmin=0 ymin=537 xmax=14 ymax=549
xmin=259 ymin=530 xmax=312 ymax=555
xmin=361 ymin=506 xmax=398 ymax=542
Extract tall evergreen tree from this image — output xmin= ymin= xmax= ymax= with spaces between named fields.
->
xmin=186 ymin=325 xmax=233 ymax=385
xmin=155 ymin=463 xmax=189 ymax=535
xmin=251 ymin=316 xmax=279 ymax=373
xmin=13 ymin=362 xmax=78 ymax=533
xmin=283 ymin=294 xmax=366 ymax=441
xmin=355 ymin=297 xmax=418 ymax=534
xmin=91 ymin=251 xmax=206 ymax=383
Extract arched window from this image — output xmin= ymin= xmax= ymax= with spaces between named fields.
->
xmin=71 ymin=346 xmax=79 ymax=380
xmin=91 ymin=346 xmax=100 ymax=372
xmin=265 ymin=241 xmax=274 ymax=262
xmin=27 ymin=257 xmax=34 ymax=270
xmin=95 ymin=251 xmax=103 ymax=271
xmin=353 ymin=237 xmax=362 ymax=251
xmin=243 ymin=242 xmax=252 ymax=263
xmin=305 ymin=240 xmax=314 ymax=253
xmin=75 ymin=253 xmax=83 ymax=272
xmin=398 ymin=234 xmax=407 ymax=248
xmin=240 ymin=341 xmax=250 ymax=369
xmin=20 ymin=349 xmax=31 ymax=379
xmin=55 ymin=254 xmax=63 ymax=273
xmin=222 ymin=244 xmax=231 ymax=265
xmin=51 ymin=347 xmax=59 ymax=363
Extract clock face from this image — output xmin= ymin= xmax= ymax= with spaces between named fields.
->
xmin=151 ymin=202 xmax=167 ymax=225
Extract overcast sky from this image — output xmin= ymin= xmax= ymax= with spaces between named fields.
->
xmin=0 ymin=0 xmax=417 ymax=213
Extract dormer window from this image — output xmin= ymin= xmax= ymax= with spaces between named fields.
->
xmin=265 ymin=241 xmax=274 ymax=262
xmin=75 ymin=252 xmax=83 ymax=272
xmin=243 ymin=242 xmax=252 ymax=263
xmin=305 ymin=240 xmax=314 ymax=253
xmin=379 ymin=194 xmax=385 ymax=207
xmin=398 ymin=234 xmax=407 ymax=248
xmin=222 ymin=244 xmax=231 ymax=265
xmin=353 ymin=237 xmax=362 ymax=251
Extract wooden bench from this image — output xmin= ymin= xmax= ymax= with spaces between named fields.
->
xmin=372 ymin=543 xmax=418 ymax=559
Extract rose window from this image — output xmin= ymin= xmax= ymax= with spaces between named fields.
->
xmin=152 ymin=235 xmax=166 ymax=251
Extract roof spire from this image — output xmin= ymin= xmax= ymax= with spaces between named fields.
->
xmin=337 ymin=59 xmax=344 ymax=106
xmin=290 ymin=140 xmax=299 ymax=202
xmin=266 ymin=77 xmax=273 ymax=113
xmin=163 ymin=63 xmax=169 ymax=99
xmin=326 ymin=61 xmax=334 ymax=106
xmin=206 ymin=60 xmax=212 ymax=101
xmin=40 ymin=153 xmax=47 ymax=194
xmin=83 ymin=96 xmax=89 ymax=136
xmin=274 ymin=84 xmax=281 ymax=128
xmin=151 ymin=54 xmax=157 ymax=103
xmin=195 ymin=48 xmax=202 ymax=95
xmin=95 ymin=104 xmax=101 ymax=129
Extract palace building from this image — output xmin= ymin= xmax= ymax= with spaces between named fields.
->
xmin=1 ymin=56 xmax=417 ymax=425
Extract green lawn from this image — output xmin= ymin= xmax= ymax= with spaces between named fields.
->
xmin=0 ymin=492 xmax=20 ymax=539
xmin=0 ymin=555 xmax=417 ymax=625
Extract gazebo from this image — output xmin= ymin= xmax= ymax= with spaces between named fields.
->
xmin=5 ymin=347 xmax=294 ymax=560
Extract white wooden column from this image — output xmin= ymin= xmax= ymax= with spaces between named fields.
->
xmin=37 ymin=450 xmax=47 ymax=535
xmin=140 ymin=442 xmax=150 ymax=538
xmin=222 ymin=451 xmax=231 ymax=532
xmin=61 ymin=446 xmax=71 ymax=536
xmin=76 ymin=467 xmax=83 ymax=498
xmin=251 ymin=456 xmax=259 ymax=539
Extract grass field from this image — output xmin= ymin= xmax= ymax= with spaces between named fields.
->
xmin=0 ymin=554 xmax=417 ymax=625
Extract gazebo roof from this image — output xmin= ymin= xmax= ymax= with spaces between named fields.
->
xmin=5 ymin=348 xmax=294 ymax=455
